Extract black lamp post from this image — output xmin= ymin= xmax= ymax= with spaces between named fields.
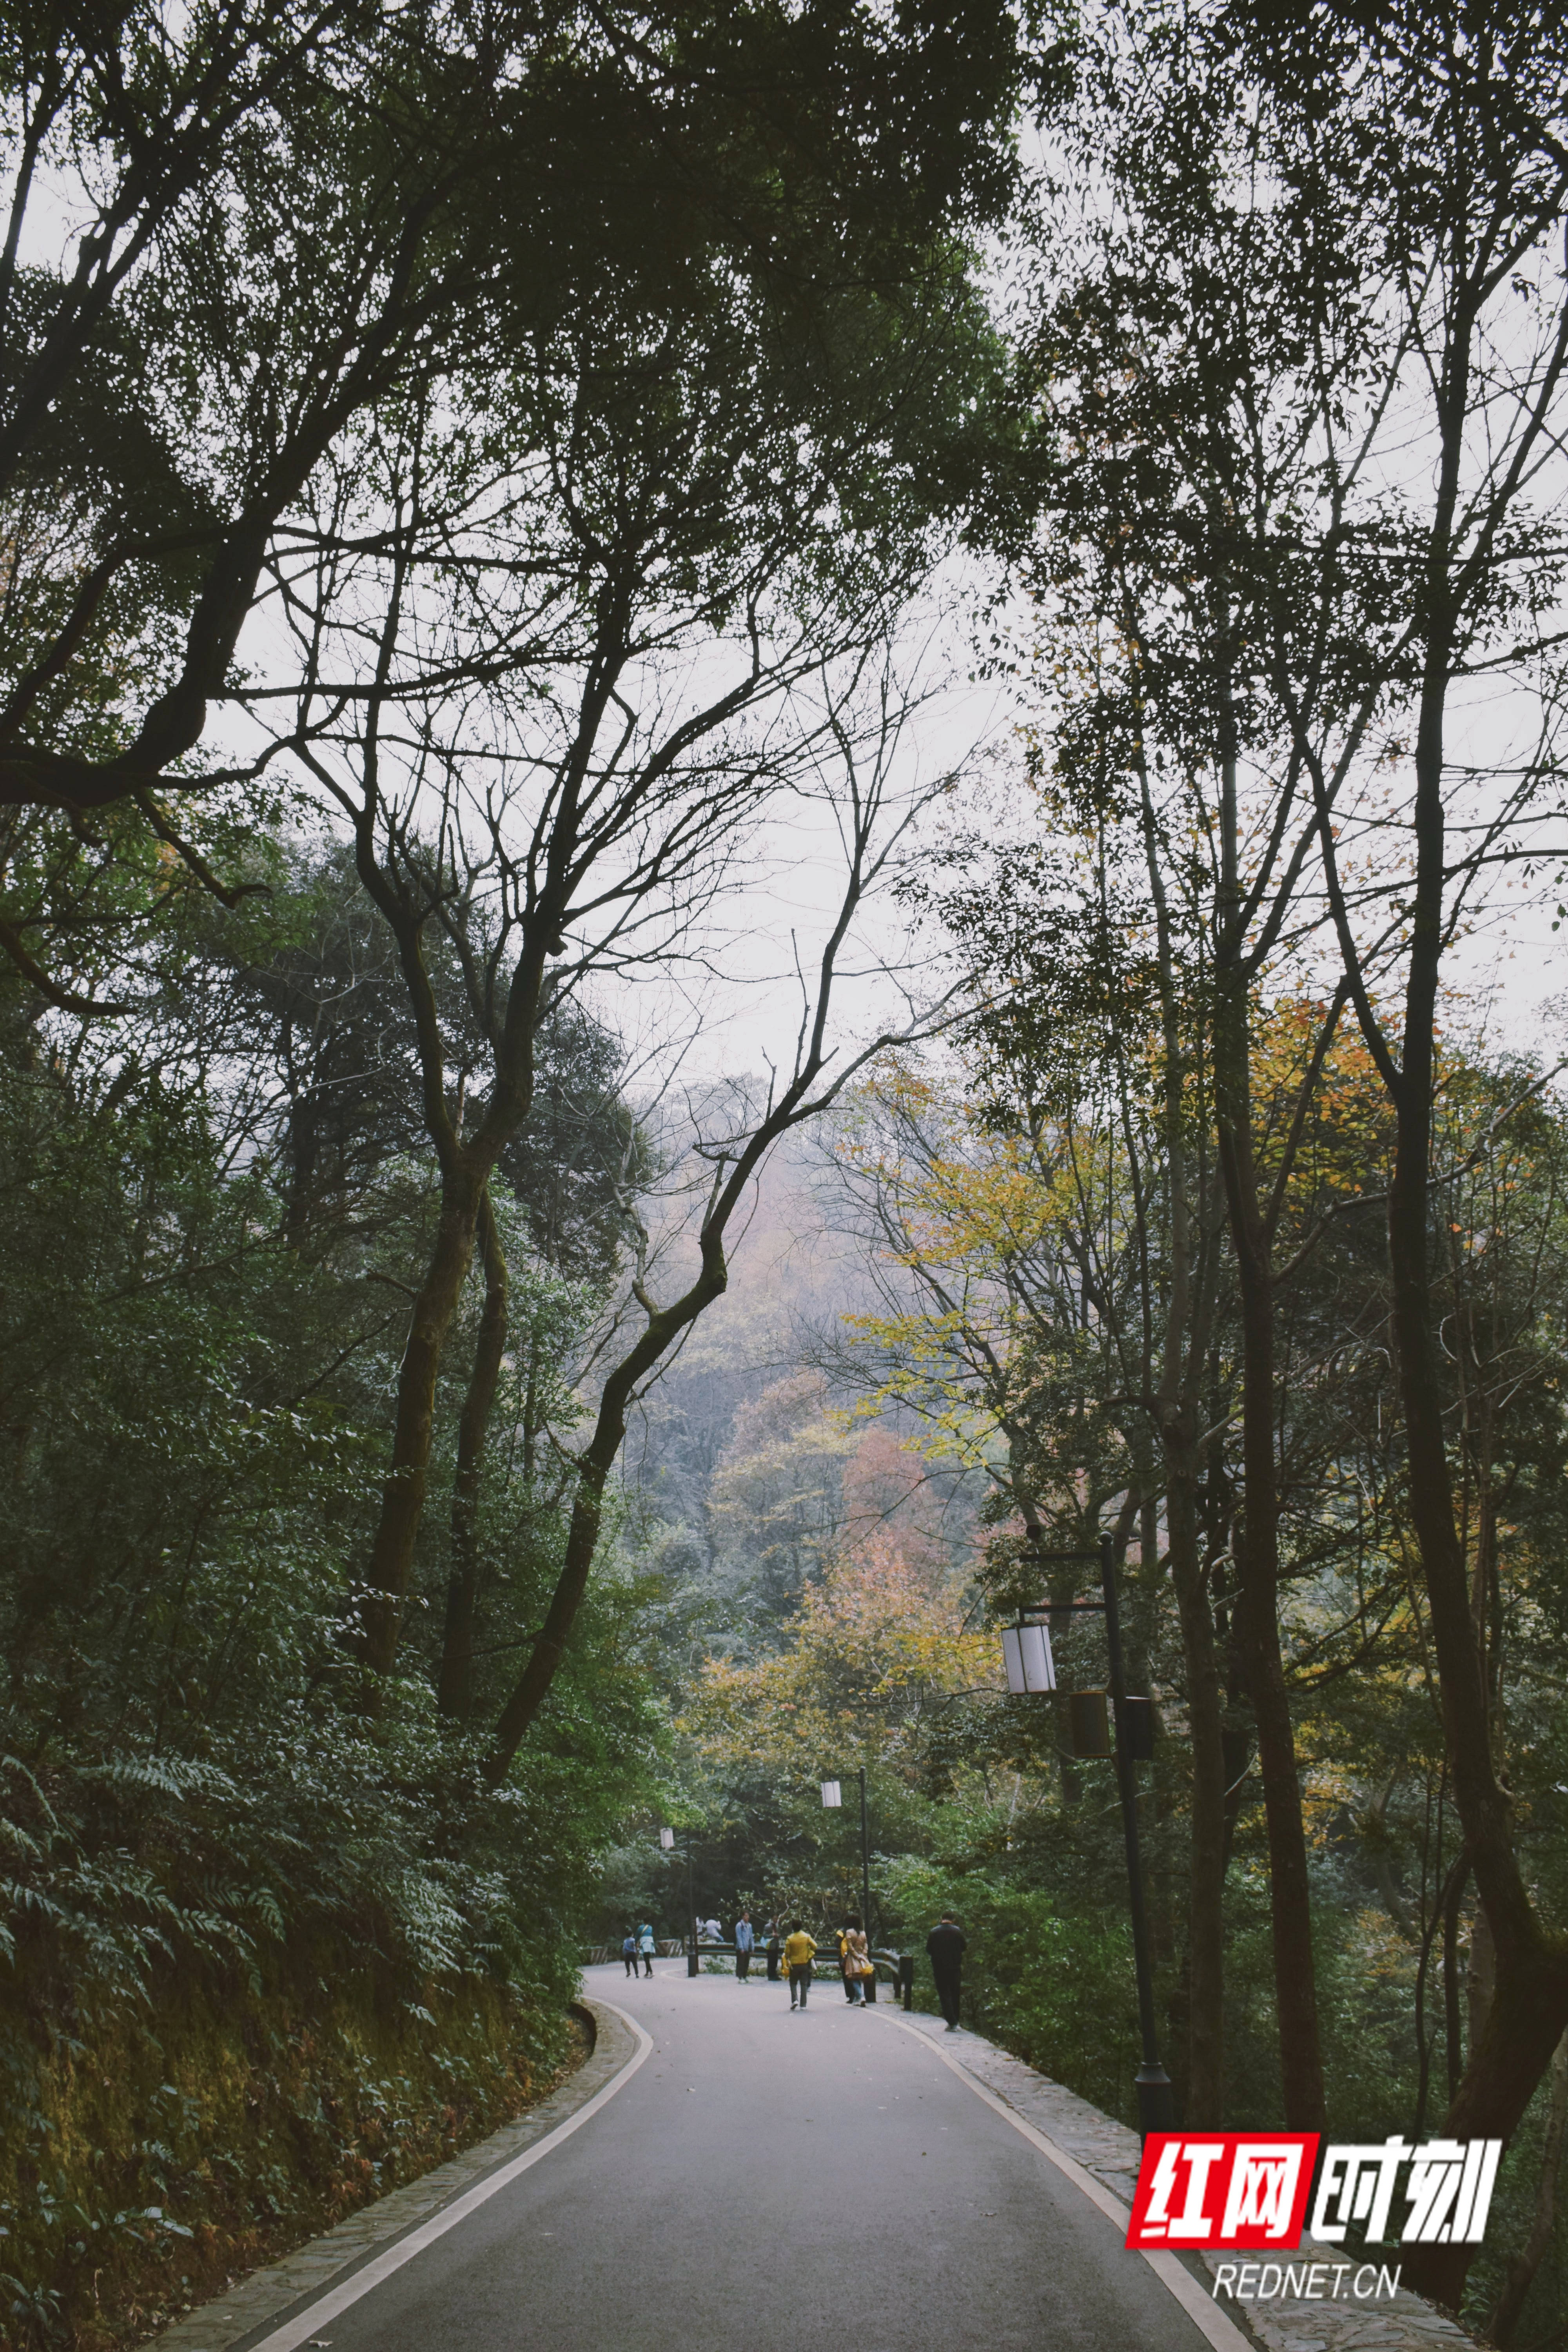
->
xmin=822 ymin=1768 xmax=877 ymax=2000
xmin=686 ymin=1838 xmax=699 ymax=1977
xmin=1011 ymin=1528 xmax=1176 ymax=2138
xmin=821 ymin=1769 xmax=873 ymax=1928
xmin=660 ymin=1826 xmax=700 ymax=1976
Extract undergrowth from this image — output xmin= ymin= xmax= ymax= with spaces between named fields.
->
xmin=0 ymin=1951 xmax=583 ymax=2352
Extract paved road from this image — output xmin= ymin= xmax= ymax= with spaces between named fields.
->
xmin=296 ymin=1962 xmax=1218 ymax=2352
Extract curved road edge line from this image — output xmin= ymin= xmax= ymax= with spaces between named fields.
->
xmin=242 ymin=1998 xmax=655 ymax=2352
xmin=869 ymin=2012 xmax=1253 ymax=2352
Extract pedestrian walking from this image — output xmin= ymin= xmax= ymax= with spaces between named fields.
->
xmin=734 ymin=1910 xmax=755 ymax=1980
xmin=764 ymin=1925 xmax=782 ymax=1982
xmin=621 ymin=1929 xmax=639 ymax=1978
xmin=782 ymin=1920 xmax=817 ymax=2009
xmin=926 ymin=1912 xmax=965 ymax=2029
xmin=637 ymin=1921 xmax=656 ymax=1978
xmin=840 ymin=1914 xmax=872 ymax=2005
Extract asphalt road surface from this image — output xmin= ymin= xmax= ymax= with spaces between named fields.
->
xmin=283 ymin=1962 xmax=1223 ymax=2352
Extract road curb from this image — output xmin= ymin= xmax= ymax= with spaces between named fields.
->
xmin=143 ymin=1997 xmax=637 ymax=2352
xmin=889 ymin=2010 xmax=1481 ymax=2352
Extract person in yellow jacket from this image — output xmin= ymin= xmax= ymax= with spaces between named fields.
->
xmin=782 ymin=1921 xmax=817 ymax=2009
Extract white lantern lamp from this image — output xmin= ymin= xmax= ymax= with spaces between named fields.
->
xmin=820 ymin=1779 xmax=842 ymax=1808
xmin=1002 ymin=1618 xmax=1057 ymax=1695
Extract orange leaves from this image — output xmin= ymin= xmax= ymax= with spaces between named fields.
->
xmin=679 ymin=1534 xmax=992 ymax=1778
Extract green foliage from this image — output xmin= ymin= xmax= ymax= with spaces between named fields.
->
xmin=0 ymin=0 xmax=1031 ymax=1020
xmin=633 ymin=1004 xmax=1568 ymax=2341
xmin=0 ymin=841 xmax=672 ymax=2343
xmin=882 ymin=1854 xmax=1140 ymax=2123
xmin=0 ymin=1963 xmax=579 ymax=2352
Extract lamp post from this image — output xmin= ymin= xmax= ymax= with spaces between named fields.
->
xmin=659 ymin=1826 xmax=699 ymax=1976
xmin=686 ymin=1838 xmax=699 ymax=1977
xmin=1007 ymin=1529 xmax=1176 ymax=2138
xmin=822 ymin=1768 xmax=876 ymax=1993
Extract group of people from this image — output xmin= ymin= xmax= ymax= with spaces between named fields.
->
xmin=777 ymin=1911 xmax=965 ymax=2025
xmin=619 ymin=1924 xmax=657 ymax=1976
xmin=776 ymin=1913 xmax=875 ymax=2009
xmin=616 ymin=1907 xmax=968 ymax=2029
xmin=731 ymin=1911 xmax=869 ymax=2001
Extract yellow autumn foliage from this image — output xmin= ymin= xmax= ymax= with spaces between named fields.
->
xmin=679 ymin=1534 xmax=994 ymax=1785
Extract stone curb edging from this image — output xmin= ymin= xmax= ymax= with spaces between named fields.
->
xmin=137 ymin=1990 xmax=1487 ymax=2352
xmin=891 ymin=2011 xmax=1481 ymax=2352
xmin=143 ymin=1999 xmax=636 ymax=2352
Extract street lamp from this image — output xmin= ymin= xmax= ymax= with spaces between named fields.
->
xmin=659 ymin=1826 xmax=699 ymax=1976
xmin=1006 ymin=1529 xmax=1176 ymax=2138
xmin=821 ymin=1766 xmax=876 ymax=1981
xmin=1002 ymin=1618 xmax=1056 ymax=1693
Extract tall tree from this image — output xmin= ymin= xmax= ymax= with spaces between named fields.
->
xmin=971 ymin=148 xmax=1349 ymax=2120
xmin=0 ymin=0 xmax=1033 ymax=1000
xmin=1242 ymin=10 xmax=1568 ymax=2293
xmin=999 ymin=0 xmax=1568 ymax=2258
xmin=482 ymin=654 xmax=965 ymax=1772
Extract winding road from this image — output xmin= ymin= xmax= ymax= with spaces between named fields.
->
xmin=249 ymin=1962 xmax=1243 ymax=2351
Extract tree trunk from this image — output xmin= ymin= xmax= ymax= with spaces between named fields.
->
xmin=360 ymin=1156 xmax=487 ymax=1674
xmin=438 ymin=1185 xmax=509 ymax=1720
xmin=1167 ymin=1428 xmax=1227 ymax=2127
xmin=346 ymin=791 xmax=554 ymax=1678
xmin=1469 ymin=1903 xmax=1496 ymax=2056
xmin=484 ymin=1221 xmax=731 ymax=1779
xmin=481 ymin=987 xmax=862 ymax=1781
xmin=1228 ymin=1245 xmax=1327 ymax=2132
xmin=283 ymin=1094 xmax=320 ymax=1248
xmin=1485 ymin=2029 xmax=1568 ymax=2348
xmin=1443 ymin=1858 xmax=1468 ymax=2100
xmin=1205 ymin=1439 xmax=1252 ymax=1871
xmin=1390 ymin=682 xmax=1568 ymax=2304
xmin=1214 ymin=980 xmax=1327 ymax=2135
xmin=1131 ymin=652 xmax=1227 ymax=2127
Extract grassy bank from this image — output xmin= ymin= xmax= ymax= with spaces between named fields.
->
xmin=0 ymin=1958 xmax=583 ymax=2352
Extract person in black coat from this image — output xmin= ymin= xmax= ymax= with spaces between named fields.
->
xmin=926 ymin=1913 xmax=966 ymax=2029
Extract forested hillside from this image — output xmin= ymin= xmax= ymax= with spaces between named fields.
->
xmin=5 ymin=0 xmax=1568 ymax=2347
xmin=0 ymin=0 xmax=1030 ymax=2336
xmin=640 ymin=1024 xmax=1568 ymax=2347
xmin=0 ymin=849 xmax=668 ymax=2340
